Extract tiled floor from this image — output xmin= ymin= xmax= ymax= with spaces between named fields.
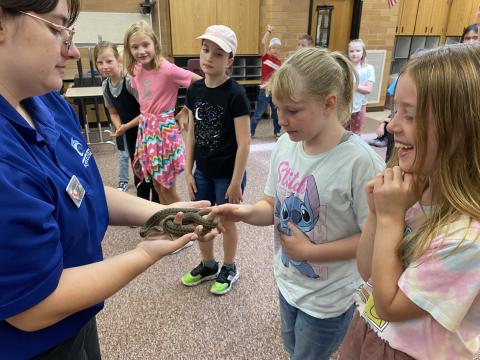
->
xmin=90 ymin=113 xmax=389 ymax=359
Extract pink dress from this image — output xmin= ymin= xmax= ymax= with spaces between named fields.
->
xmin=130 ymin=60 xmax=193 ymax=188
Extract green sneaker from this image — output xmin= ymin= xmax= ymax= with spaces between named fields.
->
xmin=210 ymin=265 xmax=239 ymax=295
xmin=181 ymin=262 xmax=219 ymax=286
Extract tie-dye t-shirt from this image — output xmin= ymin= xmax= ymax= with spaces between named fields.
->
xmin=356 ymin=203 xmax=480 ymax=359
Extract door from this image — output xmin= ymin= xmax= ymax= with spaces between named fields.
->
xmin=413 ymin=0 xmax=433 ymax=35
xmin=310 ymin=0 xmax=354 ymax=53
xmin=170 ymin=0 xmax=216 ymax=55
xmin=446 ymin=0 xmax=474 ymax=35
xmin=429 ymin=0 xmax=450 ymax=35
xmin=217 ymin=0 xmax=260 ymax=55
xmin=396 ymin=0 xmax=419 ymax=35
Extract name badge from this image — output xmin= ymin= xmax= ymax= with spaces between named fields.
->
xmin=66 ymin=175 xmax=85 ymax=208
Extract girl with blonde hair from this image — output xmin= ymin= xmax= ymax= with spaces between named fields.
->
xmin=340 ymin=43 xmax=480 ymax=359
xmin=124 ymin=20 xmax=201 ymax=204
xmin=345 ymin=39 xmax=375 ymax=134
xmin=209 ymin=47 xmax=384 ymax=359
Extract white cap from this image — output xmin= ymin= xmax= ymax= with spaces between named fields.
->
xmin=269 ymin=37 xmax=282 ymax=48
xmin=197 ymin=25 xmax=238 ymax=55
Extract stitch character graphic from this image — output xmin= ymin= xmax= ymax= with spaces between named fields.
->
xmin=275 ymin=175 xmax=321 ymax=278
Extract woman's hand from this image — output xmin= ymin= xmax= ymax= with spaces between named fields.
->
xmin=137 ymin=211 xmax=218 ymax=261
xmin=373 ymin=166 xmax=418 ymax=221
xmin=136 ymin=212 xmax=198 ymax=261
xmin=169 ymin=199 xmax=209 ymax=209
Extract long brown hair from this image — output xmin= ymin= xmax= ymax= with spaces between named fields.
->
xmin=393 ymin=44 xmax=480 ymax=262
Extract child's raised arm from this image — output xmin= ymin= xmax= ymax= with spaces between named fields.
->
xmin=260 ymin=24 xmax=273 ymax=56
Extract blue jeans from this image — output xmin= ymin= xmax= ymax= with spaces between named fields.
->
xmin=250 ymin=88 xmax=280 ymax=135
xmin=279 ymin=292 xmax=355 ymax=360
xmin=193 ymin=169 xmax=246 ymax=205
xmin=117 ymin=135 xmax=129 ymax=183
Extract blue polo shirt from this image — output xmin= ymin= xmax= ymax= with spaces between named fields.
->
xmin=0 ymin=92 xmax=109 ymax=359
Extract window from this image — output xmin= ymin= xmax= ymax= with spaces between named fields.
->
xmin=315 ymin=5 xmax=334 ymax=48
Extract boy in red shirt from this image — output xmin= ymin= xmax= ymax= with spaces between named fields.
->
xmin=250 ymin=25 xmax=282 ymax=138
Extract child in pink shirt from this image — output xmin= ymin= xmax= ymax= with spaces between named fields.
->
xmin=124 ymin=20 xmax=201 ymax=204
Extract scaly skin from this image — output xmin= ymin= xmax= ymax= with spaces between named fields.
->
xmin=139 ymin=208 xmax=217 ymax=237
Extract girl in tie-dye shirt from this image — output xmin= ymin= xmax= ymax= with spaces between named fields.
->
xmin=340 ymin=44 xmax=480 ymax=360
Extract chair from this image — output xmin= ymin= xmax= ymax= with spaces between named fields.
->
xmin=187 ymin=58 xmax=204 ymax=77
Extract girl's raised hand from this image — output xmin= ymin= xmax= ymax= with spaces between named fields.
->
xmin=386 ymin=0 xmax=399 ymax=8
xmin=373 ymin=166 xmax=418 ymax=220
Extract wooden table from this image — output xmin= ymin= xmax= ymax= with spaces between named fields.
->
xmin=65 ymin=86 xmax=115 ymax=146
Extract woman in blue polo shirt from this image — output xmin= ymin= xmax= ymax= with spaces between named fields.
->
xmin=0 ymin=1 xmax=214 ymax=359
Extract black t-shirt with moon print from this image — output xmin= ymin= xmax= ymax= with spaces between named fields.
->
xmin=186 ymin=78 xmax=250 ymax=178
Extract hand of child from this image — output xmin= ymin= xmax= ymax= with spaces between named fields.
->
xmin=112 ymin=124 xmax=126 ymax=137
xmin=279 ymin=223 xmax=314 ymax=261
xmin=376 ymin=121 xmax=386 ymax=137
xmin=174 ymin=107 xmax=188 ymax=131
xmin=207 ymin=203 xmax=250 ymax=224
xmin=137 ymin=212 xmax=200 ymax=261
xmin=386 ymin=0 xmax=399 ymax=8
xmin=225 ymin=183 xmax=243 ymax=204
xmin=373 ymin=166 xmax=418 ymax=221
xmin=185 ymin=173 xmax=197 ymax=201
xmin=365 ymin=175 xmax=378 ymax=215
xmin=267 ymin=24 xmax=273 ymax=32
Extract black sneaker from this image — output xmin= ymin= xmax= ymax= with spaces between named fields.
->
xmin=181 ymin=262 xmax=219 ymax=286
xmin=210 ymin=265 xmax=239 ymax=295
xmin=117 ymin=181 xmax=129 ymax=192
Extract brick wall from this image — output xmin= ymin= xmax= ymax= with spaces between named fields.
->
xmin=259 ymin=0 xmax=311 ymax=58
xmin=359 ymin=0 xmax=399 ymax=106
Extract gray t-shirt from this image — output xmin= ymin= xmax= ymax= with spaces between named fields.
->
xmin=265 ymin=133 xmax=384 ymax=318
xmin=101 ymin=75 xmax=138 ymax=109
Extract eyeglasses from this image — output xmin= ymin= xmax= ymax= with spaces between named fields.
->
xmin=18 ymin=10 xmax=75 ymax=51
